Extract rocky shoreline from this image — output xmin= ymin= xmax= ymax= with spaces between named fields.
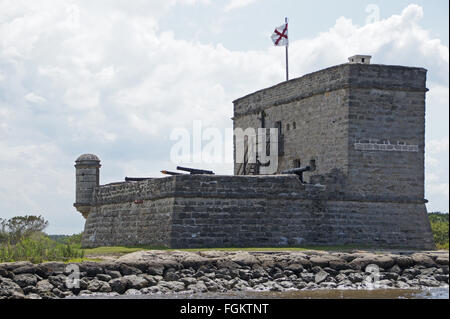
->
xmin=1 ymin=250 xmax=448 ymax=299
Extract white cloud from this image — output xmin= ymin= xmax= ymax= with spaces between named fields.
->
xmin=0 ymin=2 xmax=448 ymax=232
xmin=427 ymin=137 xmax=449 ymax=155
xmin=25 ymin=92 xmax=46 ymax=104
xmin=224 ymin=0 xmax=259 ymax=12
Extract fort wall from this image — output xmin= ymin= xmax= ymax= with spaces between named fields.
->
xmin=82 ymin=175 xmax=434 ymax=249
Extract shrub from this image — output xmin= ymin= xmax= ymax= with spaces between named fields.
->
xmin=0 ymin=235 xmax=84 ymax=264
xmin=429 ymin=212 xmax=449 ymax=250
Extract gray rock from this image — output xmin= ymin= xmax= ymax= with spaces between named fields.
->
xmin=23 ymin=285 xmax=38 ymax=294
xmin=109 ymin=277 xmax=128 ymax=294
xmin=164 ymin=272 xmax=180 ymax=281
xmin=0 ymin=278 xmax=23 ymax=297
xmin=418 ymin=278 xmax=441 ymax=287
xmin=382 ymin=272 xmax=399 ymax=281
xmin=124 ymin=275 xmax=148 ymax=290
xmin=286 ymin=263 xmax=303 ymax=273
xmin=124 ymin=288 xmax=142 ymax=295
xmin=348 ymin=273 xmax=364 ymax=283
xmin=96 ymin=274 xmax=112 ymax=282
xmin=87 ymin=279 xmax=103 ymax=292
xmin=387 ymin=265 xmax=402 ymax=274
xmin=37 ymin=262 xmax=66 ymax=277
xmin=395 ymin=256 xmax=414 ymax=268
xmin=314 ymin=270 xmax=328 ymax=284
xmin=140 ymin=286 xmax=158 ymax=294
xmin=80 ymin=262 xmax=104 ymax=277
xmin=48 ymin=274 xmax=67 ymax=290
xmin=119 ymin=264 xmax=142 ymax=276
xmin=52 ymin=288 xmax=65 ymax=298
xmin=309 ymin=256 xmax=331 ymax=268
xmin=396 ymin=281 xmax=411 ymax=289
xmin=0 ymin=268 xmax=13 ymax=279
xmin=180 ymin=277 xmax=197 ymax=286
xmin=279 ymin=281 xmax=295 ymax=289
xmin=435 ymin=274 xmax=449 ymax=283
xmin=335 ymin=273 xmax=347 ymax=282
xmin=14 ymin=273 xmax=38 ymax=288
xmin=329 ymin=259 xmax=348 ymax=270
xmin=300 ymin=273 xmax=314 ymax=283
xmin=238 ymin=269 xmax=252 ymax=280
xmin=36 ymin=280 xmax=54 ymax=293
xmin=158 ymin=281 xmax=185 ymax=292
xmin=323 ymin=267 xmax=339 ymax=276
xmin=412 ymin=254 xmax=436 ymax=268
xmin=105 ymin=270 xmax=122 ymax=279
xmin=436 ymin=256 xmax=449 ymax=266
xmin=147 ymin=264 xmax=164 ymax=276
xmin=26 ymin=293 xmax=42 ymax=299
xmin=12 ymin=264 xmax=37 ymax=275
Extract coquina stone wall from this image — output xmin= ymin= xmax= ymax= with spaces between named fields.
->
xmin=82 ymin=175 xmax=434 ymax=250
xmin=233 ymin=63 xmax=428 ymax=201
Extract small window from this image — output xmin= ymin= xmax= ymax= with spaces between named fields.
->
xmin=309 ymin=159 xmax=316 ymax=171
xmin=293 ymin=159 xmax=301 ymax=168
xmin=292 ymin=122 xmax=296 ymax=129
xmin=362 ymin=58 xmax=365 ymax=63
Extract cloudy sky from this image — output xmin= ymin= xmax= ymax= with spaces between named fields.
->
xmin=0 ymin=0 xmax=448 ymax=234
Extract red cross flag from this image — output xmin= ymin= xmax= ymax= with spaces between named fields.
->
xmin=271 ymin=22 xmax=288 ymax=46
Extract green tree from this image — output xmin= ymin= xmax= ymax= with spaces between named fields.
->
xmin=0 ymin=215 xmax=49 ymax=244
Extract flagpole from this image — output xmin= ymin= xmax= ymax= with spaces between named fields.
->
xmin=285 ymin=17 xmax=289 ymax=81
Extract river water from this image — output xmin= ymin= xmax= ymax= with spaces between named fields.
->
xmin=75 ymin=288 xmax=449 ymax=299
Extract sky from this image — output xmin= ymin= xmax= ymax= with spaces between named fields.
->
xmin=0 ymin=0 xmax=448 ymax=234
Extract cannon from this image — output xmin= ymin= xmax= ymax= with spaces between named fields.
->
xmin=160 ymin=170 xmax=184 ymax=176
xmin=176 ymin=166 xmax=215 ymax=175
xmin=281 ymin=166 xmax=312 ymax=183
xmin=125 ymin=177 xmax=154 ymax=182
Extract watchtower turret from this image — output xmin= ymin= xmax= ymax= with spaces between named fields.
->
xmin=74 ymin=154 xmax=101 ymax=219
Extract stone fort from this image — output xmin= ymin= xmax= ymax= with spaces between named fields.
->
xmin=74 ymin=56 xmax=435 ymax=249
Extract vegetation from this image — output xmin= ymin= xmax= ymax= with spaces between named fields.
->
xmin=0 ymin=216 xmax=84 ymax=263
xmin=428 ymin=212 xmax=449 ymax=250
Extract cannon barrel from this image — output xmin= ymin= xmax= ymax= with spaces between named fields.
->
xmin=281 ymin=166 xmax=311 ymax=175
xmin=281 ymin=166 xmax=312 ymax=183
xmin=125 ymin=177 xmax=154 ymax=182
xmin=161 ymin=170 xmax=184 ymax=176
xmin=176 ymin=166 xmax=215 ymax=175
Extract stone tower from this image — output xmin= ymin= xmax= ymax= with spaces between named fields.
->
xmin=74 ymin=154 xmax=101 ymax=219
xmin=233 ymin=56 xmax=428 ymax=201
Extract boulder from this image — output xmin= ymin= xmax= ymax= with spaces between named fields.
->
xmin=411 ymin=254 xmax=436 ymax=268
xmin=0 ymin=278 xmax=23 ymax=298
xmin=14 ymin=274 xmax=38 ymax=288
xmin=109 ymin=277 xmax=129 ymax=294
xmin=36 ymin=280 xmax=54 ymax=293
xmin=314 ymin=270 xmax=328 ymax=284
xmin=394 ymin=256 xmax=414 ymax=268
xmin=229 ymin=252 xmax=259 ymax=266
xmin=436 ymin=256 xmax=449 ymax=266
xmin=12 ymin=264 xmax=37 ymax=275
xmin=123 ymin=275 xmax=148 ymax=290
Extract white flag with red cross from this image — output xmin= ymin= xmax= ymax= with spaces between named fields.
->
xmin=271 ymin=22 xmax=288 ymax=46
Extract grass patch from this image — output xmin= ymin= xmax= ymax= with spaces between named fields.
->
xmin=0 ymin=236 xmax=85 ymax=264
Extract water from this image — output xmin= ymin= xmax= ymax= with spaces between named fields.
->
xmin=73 ymin=288 xmax=449 ymax=299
